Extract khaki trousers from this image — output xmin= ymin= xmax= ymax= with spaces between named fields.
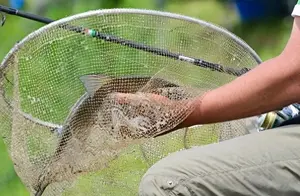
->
xmin=139 ymin=125 xmax=300 ymax=196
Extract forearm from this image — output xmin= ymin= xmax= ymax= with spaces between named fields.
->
xmin=187 ymin=53 xmax=300 ymax=126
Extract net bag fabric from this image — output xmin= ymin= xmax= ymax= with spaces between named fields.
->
xmin=0 ymin=9 xmax=262 ymax=196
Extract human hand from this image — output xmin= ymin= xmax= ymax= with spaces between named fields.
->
xmin=112 ymin=92 xmax=199 ymax=137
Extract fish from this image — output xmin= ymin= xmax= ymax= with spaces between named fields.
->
xmin=55 ymin=74 xmax=194 ymax=155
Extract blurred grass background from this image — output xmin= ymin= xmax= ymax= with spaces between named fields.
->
xmin=0 ymin=0 xmax=297 ymax=195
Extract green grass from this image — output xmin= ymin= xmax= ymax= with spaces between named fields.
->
xmin=0 ymin=139 xmax=30 ymax=196
xmin=0 ymin=0 xmax=294 ymax=195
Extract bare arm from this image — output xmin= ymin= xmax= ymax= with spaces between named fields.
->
xmin=184 ymin=17 xmax=300 ymax=127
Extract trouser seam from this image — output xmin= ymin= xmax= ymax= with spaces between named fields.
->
xmin=197 ymin=157 xmax=300 ymax=180
xmin=145 ymin=157 xmax=300 ymax=184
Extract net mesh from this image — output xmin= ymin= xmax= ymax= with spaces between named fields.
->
xmin=0 ymin=9 xmax=261 ymax=196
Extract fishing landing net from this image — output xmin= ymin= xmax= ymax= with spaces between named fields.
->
xmin=0 ymin=9 xmax=261 ymax=196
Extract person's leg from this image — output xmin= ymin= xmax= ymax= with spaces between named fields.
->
xmin=139 ymin=125 xmax=300 ymax=196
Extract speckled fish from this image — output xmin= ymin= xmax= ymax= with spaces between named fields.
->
xmin=55 ymin=74 xmax=195 ymax=156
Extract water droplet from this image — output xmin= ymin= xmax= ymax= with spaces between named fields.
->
xmin=30 ymin=97 xmax=36 ymax=104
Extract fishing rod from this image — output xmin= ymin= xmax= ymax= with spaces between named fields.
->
xmin=0 ymin=5 xmax=252 ymax=77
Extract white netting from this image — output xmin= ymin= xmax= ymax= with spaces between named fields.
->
xmin=0 ymin=9 xmax=261 ymax=196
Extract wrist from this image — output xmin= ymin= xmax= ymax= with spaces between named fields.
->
xmin=181 ymin=92 xmax=209 ymax=127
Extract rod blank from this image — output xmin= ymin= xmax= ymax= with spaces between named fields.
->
xmin=0 ymin=5 xmax=251 ymax=76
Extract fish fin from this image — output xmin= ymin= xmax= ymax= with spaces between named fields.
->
xmin=80 ymin=74 xmax=111 ymax=96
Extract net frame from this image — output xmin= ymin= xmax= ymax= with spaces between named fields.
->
xmin=0 ymin=8 xmax=262 ymax=129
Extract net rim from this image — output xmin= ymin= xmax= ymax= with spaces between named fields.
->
xmin=0 ymin=8 xmax=262 ymax=128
